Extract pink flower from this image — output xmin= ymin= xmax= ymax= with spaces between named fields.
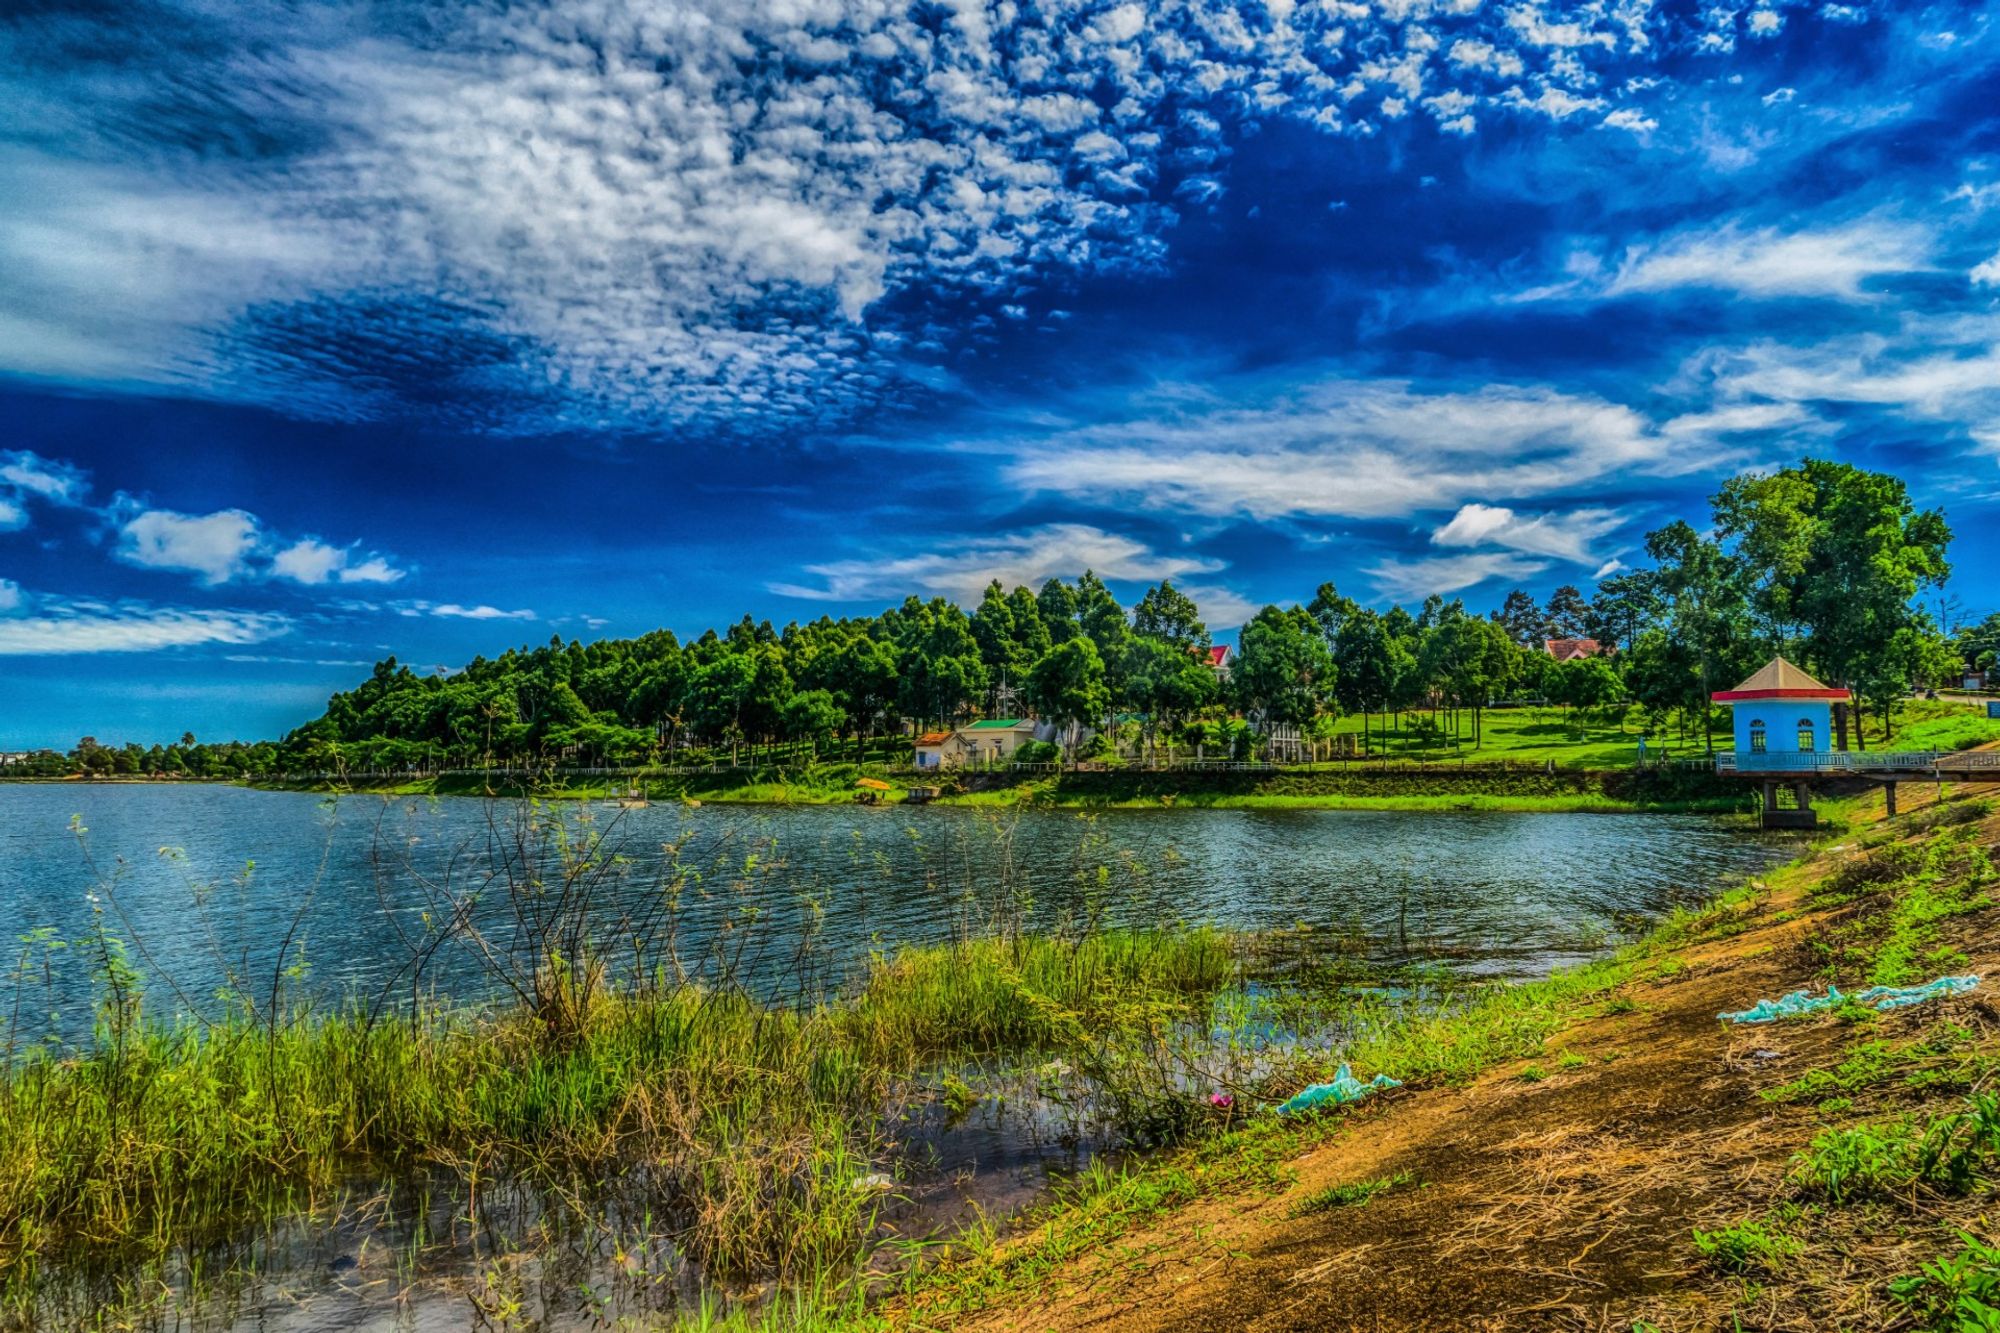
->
xmin=1209 ymin=1092 xmax=1234 ymax=1109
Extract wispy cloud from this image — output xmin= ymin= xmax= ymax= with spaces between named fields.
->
xmin=426 ymin=603 xmax=534 ymax=621
xmin=1604 ymin=218 xmax=1933 ymax=299
xmin=1366 ymin=552 xmax=1551 ymax=601
xmin=1430 ymin=503 xmax=1626 ymax=563
xmin=772 ymin=524 xmax=1220 ymax=604
xmin=0 ymin=598 xmax=291 ymax=655
xmin=1002 ymin=377 xmax=1752 ymax=522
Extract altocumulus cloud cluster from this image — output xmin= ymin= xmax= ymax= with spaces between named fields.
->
xmin=3 ymin=0 xmax=1675 ymax=430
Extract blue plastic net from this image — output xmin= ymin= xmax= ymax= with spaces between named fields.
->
xmin=1718 ymin=974 xmax=1980 ymax=1024
xmin=1275 ymin=1063 xmax=1402 ymax=1115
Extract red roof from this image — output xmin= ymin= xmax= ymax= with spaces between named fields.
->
xmin=1205 ymin=645 xmax=1230 ymax=667
xmin=1545 ymin=638 xmax=1602 ymax=662
xmin=915 ymin=731 xmax=953 ymax=745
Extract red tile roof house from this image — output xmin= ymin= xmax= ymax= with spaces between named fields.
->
xmin=1196 ymin=644 xmax=1232 ymax=681
xmin=1544 ymin=637 xmax=1603 ymax=662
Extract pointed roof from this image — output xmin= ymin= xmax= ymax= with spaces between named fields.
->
xmin=1712 ymin=656 xmax=1851 ymax=702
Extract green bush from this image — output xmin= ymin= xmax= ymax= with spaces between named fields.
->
xmin=1891 ymin=1232 xmax=2000 ymax=1331
xmin=1692 ymin=1218 xmax=1803 ymax=1275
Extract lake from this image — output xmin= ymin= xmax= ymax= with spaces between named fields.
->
xmin=2 ymin=783 xmax=1790 ymax=1040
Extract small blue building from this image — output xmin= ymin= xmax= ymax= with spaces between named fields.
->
xmin=1713 ymin=656 xmax=1850 ymax=762
xmin=1713 ymin=657 xmax=1852 ymax=828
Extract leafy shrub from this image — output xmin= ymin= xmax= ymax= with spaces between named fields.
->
xmin=1891 ymin=1232 xmax=2000 ymax=1331
xmin=1692 ymin=1219 xmax=1804 ymax=1275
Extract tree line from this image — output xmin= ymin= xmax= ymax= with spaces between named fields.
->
xmin=10 ymin=460 xmax=1986 ymax=776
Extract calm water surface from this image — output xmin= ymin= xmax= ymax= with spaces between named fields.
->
xmin=3 ymin=783 xmax=1789 ymax=1031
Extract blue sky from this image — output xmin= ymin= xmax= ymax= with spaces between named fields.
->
xmin=2 ymin=0 xmax=1997 ymax=747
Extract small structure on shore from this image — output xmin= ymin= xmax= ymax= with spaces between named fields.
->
xmin=1713 ymin=657 xmax=1849 ymax=828
xmin=1712 ymin=656 xmax=2000 ymax=825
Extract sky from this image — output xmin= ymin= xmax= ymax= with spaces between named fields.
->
xmin=1 ymin=0 xmax=1997 ymax=747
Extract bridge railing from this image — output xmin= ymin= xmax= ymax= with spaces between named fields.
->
xmin=1716 ymin=751 xmax=1945 ymax=774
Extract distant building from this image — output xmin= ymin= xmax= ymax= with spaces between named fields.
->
xmin=1712 ymin=656 xmax=1850 ymax=760
xmin=1544 ymin=638 xmax=1604 ymax=662
xmin=914 ymin=718 xmax=1040 ymax=770
xmin=1200 ymin=644 xmax=1232 ymax=680
xmin=1964 ymin=668 xmax=1989 ymax=691
xmin=913 ymin=731 xmax=957 ymax=770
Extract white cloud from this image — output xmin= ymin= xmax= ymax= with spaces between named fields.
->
xmin=1601 ymin=107 xmax=1657 ymax=133
xmin=1972 ymin=250 xmax=2000 ymax=287
xmin=1604 ymin=219 xmax=1932 ymax=299
xmin=1002 ymin=377 xmax=1745 ymax=522
xmin=0 ymin=600 xmax=290 ymax=655
xmin=1430 ymin=502 xmax=1625 ymax=563
xmin=0 ymin=578 xmax=20 ymax=611
xmin=0 ymin=450 xmax=87 ymax=503
xmin=771 ymin=523 xmax=1221 ymax=604
xmin=0 ymin=449 xmax=90 ymax=530
xmin=271 ymin=538 xmax=407 ymax=586
xmin=1688 ymin=323 xmax=2000 ymax=419
xmin=429 ymin=603 xmax=534 ymax=621
xmin=1366 ymin=552 xmax=1551 ymax=601
xmin=1177 ymin=584 xmax=1260 ymax=631
xmin=116 ymin=507 xmax=261 ymax=586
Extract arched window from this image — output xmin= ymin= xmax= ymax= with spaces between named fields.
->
xmin=1797 ymin=718 xmax=1816 ymax=753
xmin=1748 ymin=720 xmax=1767 ymax=754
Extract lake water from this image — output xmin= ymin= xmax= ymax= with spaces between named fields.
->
xmin=2 ymin=783 xmax=1790 ymax=1039
xmin=2 ymin=783 xmax=1797 ymax=1331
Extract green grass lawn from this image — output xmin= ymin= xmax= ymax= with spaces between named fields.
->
xmin=1319 ymin=697 xmax=2000 ymax=770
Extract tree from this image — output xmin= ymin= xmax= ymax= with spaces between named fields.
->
xmin=1025 ymin=638 xmax=1110 ymax=764
xmin=1585 ymin=571 xmax=1664 ymax=653
xmin=1419 ymin=615 xmax=1516 ymax=747
xmin=1958 ymin=612 xmax=2000 ymax=675
xmin=1333 ymin=609 xmax=1396 ymax=754
xmin=1133 ymin=580 xmax=1208 ymax=651
xmin=1121 ymin=634 xmax=1218 ymax=760
xmin=781 ymin=689 xmax=843 ymax=759
xmin=1542 ymin=585 xmax=1591 ymax=640
xmin=1234 ymin=605 xmax=1335 ymax=732
xmin=894 ymin=598 xmax=987 ymax=728
xmin=1494 ymin=589 xmax=1543 ymax=646
xmin=1646 ymin=519 xmax=1755 ymax=755
xmin=1550 ymin=656 xmax=1622 ymax=722
xmin=1714 ymin=460 xmax=1951 ymax=748
xmin=1037 ymin=578 xmax=1081 ymax=645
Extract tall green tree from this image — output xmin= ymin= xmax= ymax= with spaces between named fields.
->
xmin=1132 ymin=580 xmax=1208 ymax=651
xmin=1025 ymin=637 xmax=1110 ymax=764
xmin=1713 ymin=460 xmax=1951 ymax=748
xmin=1234 ymin=605 xmax=1336 ymax=733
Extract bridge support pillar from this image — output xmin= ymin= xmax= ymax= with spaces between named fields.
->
xmin=1760 ymin=779 xmax=1819 ymax=830
xmin=1884 ymin=781 xmax=1897 ymax=819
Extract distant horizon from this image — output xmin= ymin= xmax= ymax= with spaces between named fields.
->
xmin=4 ymin=1 xmax=1999 ymax=745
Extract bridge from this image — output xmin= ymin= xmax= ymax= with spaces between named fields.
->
xmin=1715 ymin=750 xmax=2000 ymax=827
